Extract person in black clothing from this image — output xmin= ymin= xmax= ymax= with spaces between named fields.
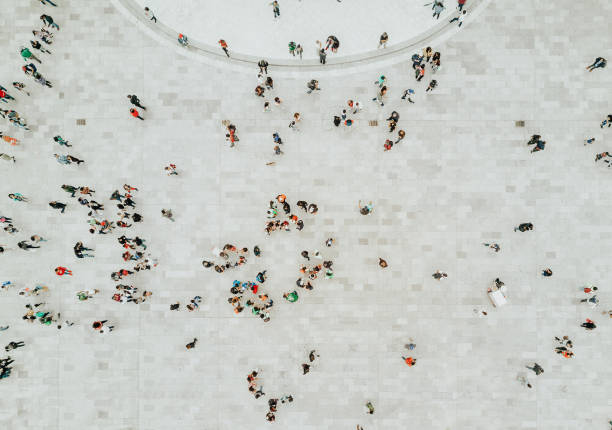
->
xmin=258 ymin=59 xmax=269 ymax=74
xmin=514 ymin=222 xmax=533 ymax=232
xmin=17 ymin=240 xmax=39 ymax=250
xmin=127 ymin=94 xmax=146 ymax=110
xmin=49 ymin=201 xmax=66 ymax=213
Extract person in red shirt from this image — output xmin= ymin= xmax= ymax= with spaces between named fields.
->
xmin=458 ymin=0 xmax=467 ymax=11
xmin=402 ymin=356 xmax=417 ymax=366
xmin=130 ymin=108 xmax=144 ymax=120
xmin=218 ymin=39 xmax=229 ymax=57
xmin=55 ymin=266 xmax=72 ymax=276
xmin=583 ymin=286 xmax=598 ymax=293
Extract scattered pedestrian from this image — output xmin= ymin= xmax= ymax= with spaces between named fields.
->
xmin=218 ymin=39 xmax=230 ymax=57
xmin=450 ymin=10 xmax=467 ymax=26
xmin=378 ymin=32 xmax=389 ymax=48
xmin=178 ymin=33 xmax=189 ymax=46
xmin=319 ymin=49 xmax=326 ymax=64
xmin=130 ymin=108 xmax=144 ymax=120
xmin=586 ymin=57 xmax=606 ymax=72
xmin=144 ymin=7 xmax=157 ymax=22
xmin=127 ymin=95 xmax=146 ymax=110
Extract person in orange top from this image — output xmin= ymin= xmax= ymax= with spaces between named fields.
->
xmin=276 ymin=194 xmax=286 ymax=203
xmin=218 ymin=39 xmax=229 ymax=57
xmin=0 ymin=132 xmax=19 ymax=145
xmin=55 ymin=266 xmax=72 ymax=276
xmin=130 ymin=108 xmax=144 ymax=120
xmin=402 ymin=356 xmax=417 ymax=366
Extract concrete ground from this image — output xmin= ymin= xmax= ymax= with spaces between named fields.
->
xmin=0 ymin=0 xmax=611 ymax=429
xmin=132 ymin=0 xmax=458 ymax=59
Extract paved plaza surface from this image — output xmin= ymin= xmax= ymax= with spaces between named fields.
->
xmin=132 ymin=0 xmax=458 ymax=59
xmin=1 ymin=0 xmax=612 ymax=429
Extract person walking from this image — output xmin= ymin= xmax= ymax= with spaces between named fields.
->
xmin=288 ymin=41 xmax=296 ymax=56
xmin=432 ymin=1 xmax=445 ymax=19
xmin=514 ymin=222 xmax=533 ymax=232
xmin=319 ymin=49 xmax=326 ymax=64
xmin=54 ymin=136 xmax=71 ymax=147
xmin=20 ymin=47 xmax=41 ymax=64
xmin=0 ymin=132 xmax=19 ymax=145
xmin=378 ymin=32 xmax=389 ymax=48
xmin=0 ymin=86 xmax=15 ymax=103
xmin=30 ymin=40 xmax=51 ymax=55
xmin=55 ymin=266 xmax=72 ymax=276
xmin=130 ymin=108 xmax=144 ymax=120
xmin=8 ymin=193 xmax=28 ymax=202
xmin=218 ymin=39 xmax=230 ymax=57
xmin=449 ymin=9 xmax=467 ymax=26
xmin=295 ymin=44 xmax=303 ymax=59
xmin=586 ymin=57 xmax=606 ymax=72
xmin=144 ymin=7 xmax=157 ymax=22
xmin=401 ymin=88 xmax=415 ymax=103
xmin=40 ymin=14 xmax=60 ymax=30
xmin=18 ymin=240 xmax=40 ymax=250
xmin=161 ymin=209 xmax=175 ymax=221
xmin=49 ymin=201 xmax=67 ymax=213
xmin=601 ymin=114 xmax=612 ymax=128
xmin=457 ymin=0 xmax=467 ymax=11
xmin=525 ymin=363 xmax=544 ymax=375
xmin=0 ymin=153 xmax=16 ymax=163
xmin=372 ymin=86 xmax=387 ymax=106
xmin=186 ymin=338 xmax=198 ymax=349
xmin=426 ymin=80 xmax=438 ymax=92
xmin=5 ymin=341 xmax=25 ymax=351
xmin=127 ymin=95 xmax=146 ymax=110
xmin=40 ymin=0 xmax=58 ymax=6
xmin=92 ymin=320 xmax=114 ymax=333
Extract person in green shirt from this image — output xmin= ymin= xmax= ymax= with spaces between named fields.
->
xmin=288 ymin=41 xmax=296 ymax=56
xmin=283 ymin=291 xmax=298 ymax=302
xmin=20 ymin=47 xmax=41 ymax=64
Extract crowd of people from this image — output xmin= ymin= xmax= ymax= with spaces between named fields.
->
xmin=2 ymin=0 xmax=611 ymax=428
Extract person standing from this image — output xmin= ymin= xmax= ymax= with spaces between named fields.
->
xmin=295 ymin=44 xmax=303 ymax=59
xmin=270 ymin=1 xmax=280 ymax=18
xmin=178 ymin=33 xmax=189 ymax=46
xmin=319 ymin=49 xmax=326 ymax=64
xmin=127 ymin=95 xmax=146 ymax=110
xmin=218 ymin=39 xmax=230 ymax=57
xmin=258 ymin=59 xmax=269 ymax=74
xmin=130 ymin=108 xmax=144 ymax=120
xmin=432 ymin=1 xmax=445 ymax=19
xmin=416 ymin=64 xmax=426 ymax=81
xmin=378 ymin=32 xmax=389 ymax=48
xmin=288 ymin=41 xmax=296 ymax=56
xmin=306 ymin=80 xmax=320 ymax=94
xmin=426 ymin=80 xmax=437 ymax=92
xmin=144 ymin=7 xmax=157 ymax=22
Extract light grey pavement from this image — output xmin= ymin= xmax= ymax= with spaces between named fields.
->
xmin=0 ymin=1 xmax=611 ymax=429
